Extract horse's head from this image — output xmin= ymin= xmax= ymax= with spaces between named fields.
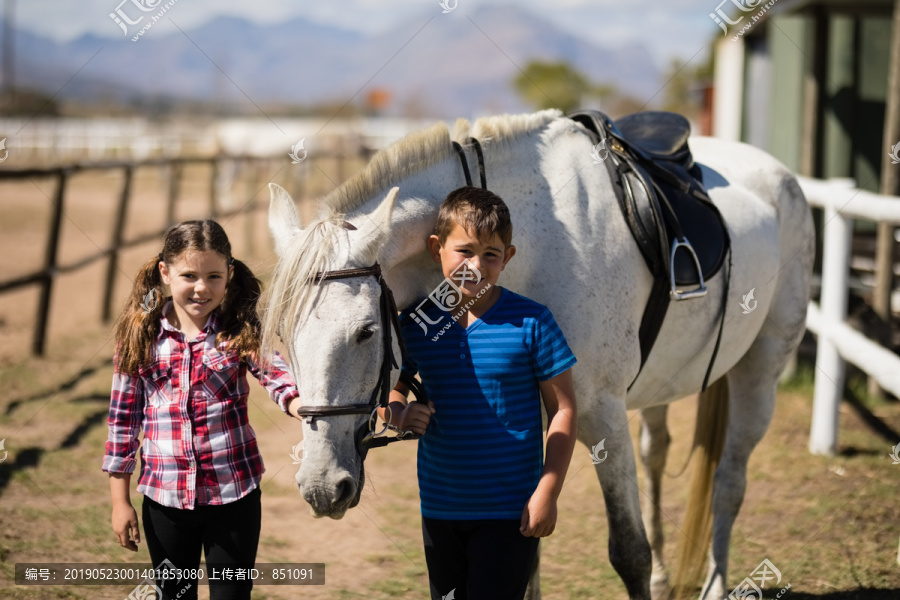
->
xmin=264 ymin=183 xmax=401 ymax=519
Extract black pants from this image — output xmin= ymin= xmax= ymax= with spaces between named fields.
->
xmin=142 ymin=487 xmax=261 ymax=600
xmin=422 ymin=516 xmax=540 ymax=600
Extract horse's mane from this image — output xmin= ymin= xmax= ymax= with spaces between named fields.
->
xmin=322 ymin=109 xmax=562 ymax=213
xmin=261 ymin=110 xmax=563 ymax=355
xmin=260 ymin=214 xmax=348 ymax=361
xmin=467 ymin=109 xmax=562 ymax=154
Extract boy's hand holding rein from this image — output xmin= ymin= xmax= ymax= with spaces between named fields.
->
xmin=382 ymin=380 xmax=435 ymax=436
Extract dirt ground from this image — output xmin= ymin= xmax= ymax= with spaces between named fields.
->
xmin=1 ymin=169 xmax=899 ymax=599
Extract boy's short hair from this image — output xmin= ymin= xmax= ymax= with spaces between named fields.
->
xmin=434 ymin=186 xmax=513 ymax=247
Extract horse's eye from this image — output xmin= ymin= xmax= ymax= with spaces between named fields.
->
xmin=358 ymin=327 xmax=375 ymax=342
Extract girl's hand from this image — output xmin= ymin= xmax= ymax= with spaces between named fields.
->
xmin=519 ymin=489 xmax=558 ymax=537
xmin=287 ymin=396 xmax=303 ymax=419
xmin=112 ymin=502 xmax=141 ymax=551
xmin=397 ymin=401 xmax=435 ymax=435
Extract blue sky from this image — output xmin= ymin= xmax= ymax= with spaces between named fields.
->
xmin=14 ymin=0 xmax=722 ymax=68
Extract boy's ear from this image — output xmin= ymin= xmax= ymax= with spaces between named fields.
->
xmin=426 ymin=235 xmax=443 ymax=263
xmin=502 ymin=245 xmax=516 ymax=269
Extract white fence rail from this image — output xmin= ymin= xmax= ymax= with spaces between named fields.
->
xmin=797 ymin=176 xmax=900 ymax=455
xmin=0 ymin=117 xmax=437 ymax=165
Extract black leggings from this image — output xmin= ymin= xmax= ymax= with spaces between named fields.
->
xmin=142 ymin=487 xmax=261 ymax=600
xmin=422 ymin=516 xmax=540 ymax=600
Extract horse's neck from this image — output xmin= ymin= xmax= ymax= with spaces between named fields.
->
xmin=343 ymin=157 xmax=459 ymax=308
xmin=346 ymin=118 xmax=586 ymax=309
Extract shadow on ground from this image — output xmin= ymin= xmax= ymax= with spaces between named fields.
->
xmin=772 ymin=589 xmax=900 ymax=599
xmin=0 ymin=404 xmax=108 ymax=497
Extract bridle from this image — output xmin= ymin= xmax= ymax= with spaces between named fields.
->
xmin=291 ymin=262 xmax=428 ymax=456
xmin=292 ymin=137 xmax=486 ymax=458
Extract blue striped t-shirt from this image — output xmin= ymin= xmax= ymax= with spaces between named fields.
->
xmin=401 ymin=287 xmax=577 ymax=520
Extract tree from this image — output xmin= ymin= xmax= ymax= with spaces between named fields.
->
xmin=513 ymin=60 xmax=611 ymax=114
xmin=0 ymin=87 xmax=60 ymax=116
xmin=661 ymin=56 xmax=713 ymax=119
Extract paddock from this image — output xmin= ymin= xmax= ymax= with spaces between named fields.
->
xmin=0 ymin=136 xmax=898 ymax=599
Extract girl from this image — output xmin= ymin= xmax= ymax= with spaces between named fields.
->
xmin=103 ymin=220 xmax=300 ymax=600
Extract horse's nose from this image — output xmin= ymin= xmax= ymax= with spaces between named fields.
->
xmin=333 ymin=476 xmax=356 ymax=506
xmin=300 ymin=475 xmax=358 ymax=518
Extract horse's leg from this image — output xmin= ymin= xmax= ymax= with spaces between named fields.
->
xmin=698 ymin=350 xmax=776 ymax=600
xmin=703 ymin=330 xmax=804 ymax=599
xmin=639 ymin=404 xmax=671 ymax=599
xmin=700 ymin=176 xmax=813 ymax=600
xmin=582 ymin=396 xmax=652 ymax=600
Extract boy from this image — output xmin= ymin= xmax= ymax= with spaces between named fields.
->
xmin=385 ymin=186 xmax=578 ymax=600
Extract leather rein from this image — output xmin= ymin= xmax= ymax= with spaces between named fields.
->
xmin=291 ymin=138 xmax=486 ymax=456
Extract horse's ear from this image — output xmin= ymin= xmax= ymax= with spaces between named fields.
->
xmin=268 ymin=183 xmax=303 ymax=257
xmin=357 ymin=187 xmax=400 ymax=259
xmin=373 ymin=187 xmax=400 ymax=232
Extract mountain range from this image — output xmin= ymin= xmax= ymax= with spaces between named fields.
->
xmin=4 ymin=5 xmax=662 ymax=118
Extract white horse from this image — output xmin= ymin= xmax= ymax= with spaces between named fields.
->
xmin=261 ymin=109 xmax=813 ymax=600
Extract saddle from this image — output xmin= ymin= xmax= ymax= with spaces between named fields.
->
xmin=567 ymin=110 xmax=731 ymax=386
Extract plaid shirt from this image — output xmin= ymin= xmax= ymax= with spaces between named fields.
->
xmin=103 ymin=302 xmax=298 ymax=509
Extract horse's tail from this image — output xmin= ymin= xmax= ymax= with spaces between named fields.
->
xmin=673 ymin=376 xmax=730 ymax=599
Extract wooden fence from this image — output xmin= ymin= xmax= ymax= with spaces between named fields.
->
xmin=0 ymin=149 xmax=370 ymax=356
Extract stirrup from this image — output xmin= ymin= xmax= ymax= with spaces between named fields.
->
xmin=669 ymin=237 xmax=707 ymax=300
